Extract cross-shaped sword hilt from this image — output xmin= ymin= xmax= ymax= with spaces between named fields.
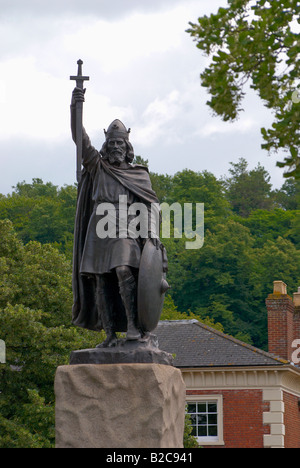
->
xmin=70 ymin=59 xmax=90 ymax=89
xmin=70 ymin=60 xmax=90 ymax=184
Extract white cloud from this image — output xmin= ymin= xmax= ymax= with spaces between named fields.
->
xmin=0 ymin=57 xmax=69 ymax=140
xmin=63 ymin=8 xmax=186 ymax=74
xmin=133 ymin=90 xmax=181 ymax=145
xmin=198 ymin=119 xmax=257 ymax=137
xmin=0 ymin=0 xmax=287 ymax=192
xmin=0 ymin=0 xmax=188 ymax=21
xmin=0 ymin=80 xmax=6 ymax=104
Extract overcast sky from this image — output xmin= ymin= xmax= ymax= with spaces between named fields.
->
xmin=0 ymin=0 xmax=288 ymax=195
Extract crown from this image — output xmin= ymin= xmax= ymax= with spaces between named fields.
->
xmin=104 ymin=119 xmax=131 ymax=140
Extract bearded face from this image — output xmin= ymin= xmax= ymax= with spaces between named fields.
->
xmin=107 ymin=138 xmax=127 ymax=165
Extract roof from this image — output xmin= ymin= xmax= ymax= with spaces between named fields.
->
xmin=154 ymin=320 xmax=291 ymax=368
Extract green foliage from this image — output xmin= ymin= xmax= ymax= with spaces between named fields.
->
xmin=161 ymin=295 xmax=224 ymax=332
xmin=187 ymin=0 xmax=300 ymax=178
xmin=0 ymin=166 xmax=299 ymax=446
xmin=0 ymin=221 xmax=73 ymax=327
xmin=223 ymin=158 xmax=273 ymax=216
xmin=236 ymin=208 xmax=299 ymax=247
xmin=184 ymin=410 xmax=200 ymax=448
xmin=0 ymin=221 xmax=98 ymax=447
xmin=0 ymin=179 xmax=77 ymax=258
xmin=168 ymin=219 xmax=258 ymax=341
xmin=165 ymin=214 xmax=300 ymax=349
xmin=272 ymin=179 xmax=300 ymax=211
xmin=12 ymin=178 xmax=58 ymax=198
xmin=150 ymin=172 xmax=173 ymax=203
xmin=0 ymin=302 xmax=94 ymax=447
xmin=0 ymin=171 xmax=298 ymax=348
xmin=166 ymin=169 xmax=231 ymax=223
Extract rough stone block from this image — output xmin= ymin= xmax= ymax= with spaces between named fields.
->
xmin=55 ymin=363 xmax=186 ymax=448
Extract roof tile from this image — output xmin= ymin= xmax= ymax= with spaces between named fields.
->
xmin=154 ymin=320 xmax=289 ymax=368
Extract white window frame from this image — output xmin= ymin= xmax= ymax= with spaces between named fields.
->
xmin=186 ymin=394 xmax=224 ymax=446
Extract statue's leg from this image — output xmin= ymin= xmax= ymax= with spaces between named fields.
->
xmin=115 ymin=266 xmax=141 ymax=341
xmin=95 ymin=275 xmax=118 ymax=348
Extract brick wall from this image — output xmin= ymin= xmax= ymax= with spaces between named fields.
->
xmin=294 ymin=307 xmax=300 ymax=342
xmin=293 ymin=289 xmax=300 ymax=343
xmin=266 ymin=294 xmax=294 ymax=361
xmin=186 ymin=389 xmax=269 ymax=448
xmin=283 ymin=391 xmax=300 ymax=448
xmin=266 ymin=282 xmax=300 ymax=362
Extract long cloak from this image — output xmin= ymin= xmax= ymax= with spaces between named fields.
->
xmin=72 ymin=159 xmax=161 ymax=332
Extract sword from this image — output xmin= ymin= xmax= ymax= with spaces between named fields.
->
xmin=70 ymin=59 xmax=90 ymax=184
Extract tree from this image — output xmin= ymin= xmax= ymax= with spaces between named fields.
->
xmin=187 ymin=0 xmax=300 ymax=178
xmin=184 ymin=411 xmax=200 ymax=448
xmin=0 ymin=179 xmax=77 ymax=257
xmin=12 ymin=179 xmax=58 ymax=198
xmin=237 ymin=208 xmax=299 ymax=248
xmin=168 ymin=219 xmax=259 ymax=343
xmin=256 ymin=236 xmax=300 ymax=301
xmin=0 ymin=303 xmax=97 ymax=448
xmin=0 ymin=221 xmax=99 ymax=447
xmin=0 ymin=220 xmax=74 ymax=327
xmin=150 ymin=172 xmax=174 ymax=203
xmin=165 ymin=169 xmax=231 ymax=232
xmin=166 ymin=217 xmax=300 ymax=349
xmin=161 ymin=295 xmax=224 ymax=332
xmin=0 ymin=167 xmax=298 ymax=445
xmin=223 ymin=158 xmax=273 ymax=216
xmin=272 ymin=178 xmax=300 ymax=210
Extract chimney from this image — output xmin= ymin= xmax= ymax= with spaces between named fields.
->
xmin=266 ymin=281 xmax=294 ymax=361
xmin=293 ymin=287 xmax=300 ymax=343
xmin=294 ymin=287 xmax=300 ymax=307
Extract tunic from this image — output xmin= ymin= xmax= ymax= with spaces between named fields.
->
xmin=80 ymin=129 xmax=151 ymax=275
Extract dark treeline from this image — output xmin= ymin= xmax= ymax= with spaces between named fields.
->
xmin=0 ymin=157 xmax=299 ymax=350
xmin=0 ymin=157 xmax=299 ymax=447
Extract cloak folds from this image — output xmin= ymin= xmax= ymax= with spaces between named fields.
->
xmin=72 ymin=159 xmax=165 ymax=332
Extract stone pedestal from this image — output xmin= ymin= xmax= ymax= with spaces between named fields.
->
xmin=55 ymin=363 xmax=186 ymax=448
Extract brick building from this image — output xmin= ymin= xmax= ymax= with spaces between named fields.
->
xmin=155 ymin=281 xmax=300 ymax=448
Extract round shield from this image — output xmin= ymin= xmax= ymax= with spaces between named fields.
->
xmin=137 ymin=239 xmax=169 ymax=333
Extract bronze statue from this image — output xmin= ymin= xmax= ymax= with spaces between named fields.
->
xmin=70 ymin=61 xmax=168 ymax=349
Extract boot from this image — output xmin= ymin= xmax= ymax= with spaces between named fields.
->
xmin=95 ymin=278 xmax=118 ymax=348
xmin=119 ymin=275 xmax=141 ymax=341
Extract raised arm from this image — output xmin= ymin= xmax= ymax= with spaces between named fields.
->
xmin=70 ymin=87 xmax=99 ymax=173
xmin=70 ymin=87 xmax=86 ymax=143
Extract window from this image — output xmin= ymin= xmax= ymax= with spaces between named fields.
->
xmin=186 ymin=395 xmax=224 ymax=445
